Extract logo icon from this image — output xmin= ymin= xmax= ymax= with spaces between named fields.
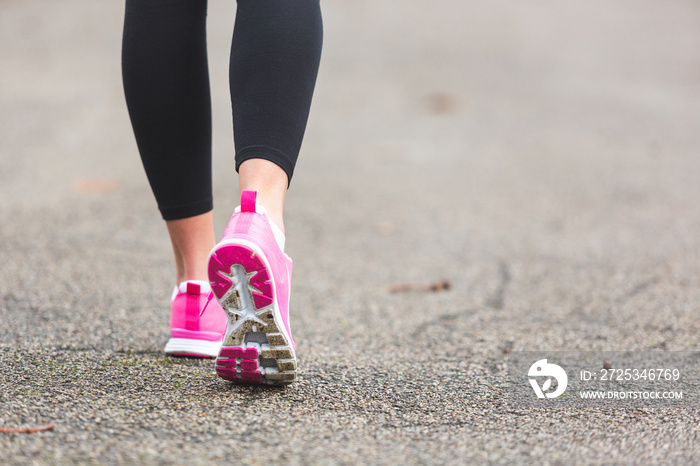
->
xmin=528 ymin=359 xmax=568 ymax=398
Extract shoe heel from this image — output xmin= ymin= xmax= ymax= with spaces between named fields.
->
xmin=208 ymin=242 xmax=296 ymax=385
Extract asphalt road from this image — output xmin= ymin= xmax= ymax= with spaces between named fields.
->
xmin=2 ymin=0 xmax=700 ymax=463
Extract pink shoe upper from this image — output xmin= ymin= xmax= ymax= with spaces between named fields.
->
xmin=209 ymin=191 xmax=294 ymax=350
xmin=170 ymin=281 xmax=227 ymax=341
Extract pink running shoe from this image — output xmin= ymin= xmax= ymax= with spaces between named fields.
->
xmin=164 ymin=280 xmax=227 ymax=358
xmin=208 ymin=190 xmax=296 ymax=385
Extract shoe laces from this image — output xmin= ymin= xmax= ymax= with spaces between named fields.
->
xmin=199 ymin=292 xmax=215 ymax=317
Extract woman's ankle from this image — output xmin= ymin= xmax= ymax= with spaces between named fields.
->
xmin=166 ymin=211 xmax=216 ymax=285
xmin=238 ymin=159 xmax=287 ymax=234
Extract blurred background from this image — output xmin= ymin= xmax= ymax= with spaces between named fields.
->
xmin=1 ymin=0 xmax=700 ymax=462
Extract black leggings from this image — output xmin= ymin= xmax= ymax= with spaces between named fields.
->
xmin=121 ymin=0 xmax=323 ymax=220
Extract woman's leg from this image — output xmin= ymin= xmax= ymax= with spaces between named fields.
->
xmin=121 ymin=0 xmax=214 ymax=283
xmin=206 ymin=0 xmax=323 ymax=383
xmin=165 ymin=213 xmax=216 ymax=285
xmin=122 ymin=0 xmax=322 ymax=283
xmin=230 ymin=0 xmax=323 ymax=231
xmin=238 ymin=160 xmax=288 ymax=234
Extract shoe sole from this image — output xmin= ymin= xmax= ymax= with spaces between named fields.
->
xmin=208 ymin=239 xmax=296 ymax=385
xmin=164 ymin=338 xmax=221 ymax=358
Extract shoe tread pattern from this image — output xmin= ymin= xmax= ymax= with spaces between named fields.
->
xmin=209 ymin=243 xmax=296 ymax=385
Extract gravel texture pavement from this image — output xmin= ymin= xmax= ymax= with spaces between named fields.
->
xmin=2 ymin=0 xmax=700 ymax=464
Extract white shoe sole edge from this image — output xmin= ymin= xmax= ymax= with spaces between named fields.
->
xmin=164 ymin=338 xmax=222 ymax=358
